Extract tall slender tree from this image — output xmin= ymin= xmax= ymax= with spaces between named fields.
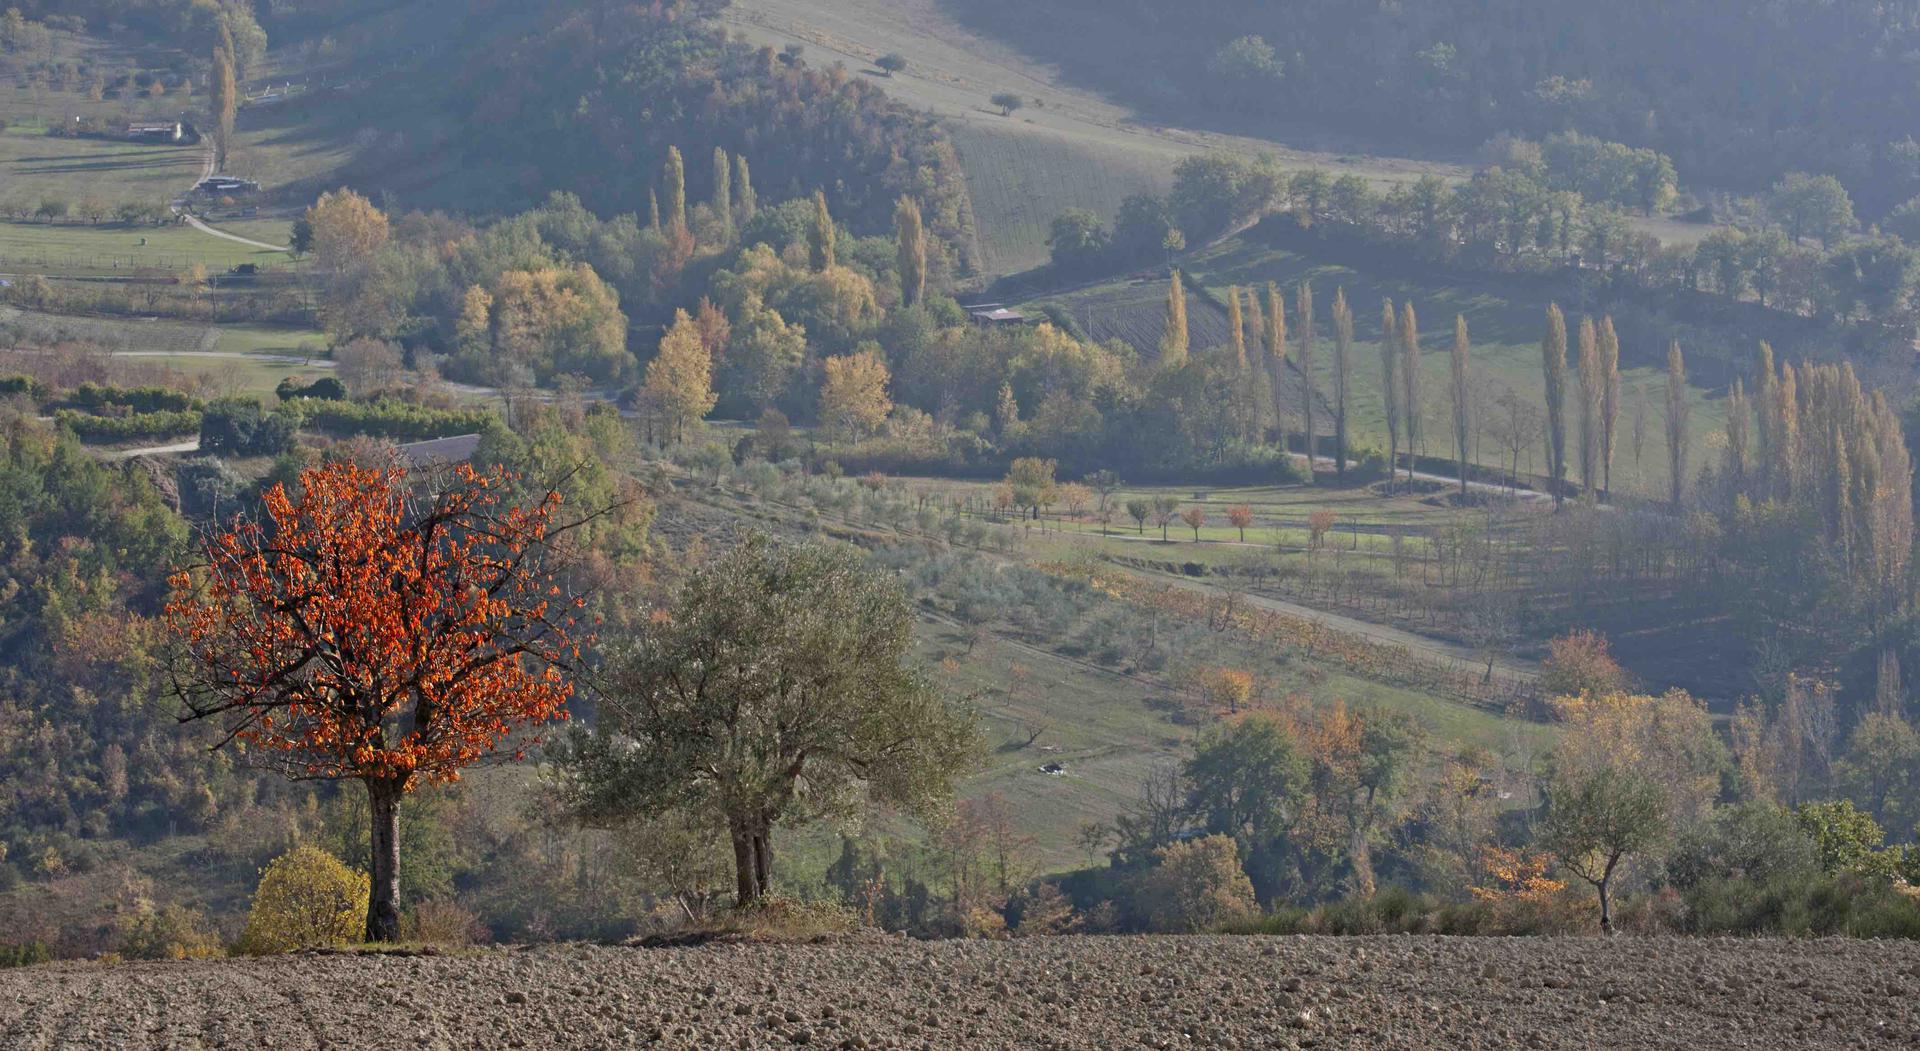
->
xmin=1724 ymin=379 xmax=1751 ymax=496
xmin=1161 ymin=270 xmax=1190 ymax=367
xmin=1227 ymin=286 xmax=1247 ymax=368
xmin=1245 ymin=288 xmax=1274 ymax=437
xmin=211 ymin=45 xmax=237 ymax=172
xmin=809 ymin=190 xmax=837 ymax=271
xmin=895 ymin=196 xmax=927 ymax=309
xmin=1576 ymin=316 xmax=1602 ymax=495
xmin=734 ymin=154 xmax=757 ymax=223
xmin=1450 ymin=314 xmax=1472 ymax=496
xmin=1599 ymin=317 xmax=1622 ymax=499
xmin=1265 ymin=283 xmax=1288 ymax=455
xmin=712 ymin=146 xmax=733 ymax=237
xmin=663 ymin=146 xmax=687 ymax=233
xmin=1399 ymin=301 xmax=1420 ymax=479
xmin=648 ymin=189 xmax=661 ymax=231
xmin=1380 ymin=299 xmax=1400 ymax=487
xmin=1542 ymin=304 xmax=1570 ymax=507
xmin=1297 ymin=282 xmax=1317 ymax=477
xmin=1331 ymin=288 xmax=1353 ymax=480
xmin=1665 ymin=341 xmax=1689 ymax=511
xmin=1754 ymin=341 xmax=1776 ymax=498
xmin=1771 ymin=361 xmax=1800 ymax=504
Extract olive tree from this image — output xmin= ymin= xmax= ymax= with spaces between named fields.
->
xmin=1538 ymin=763 xmax=1669 ymax=934
xmin=557 ymin=536 xmax=977 ymax=906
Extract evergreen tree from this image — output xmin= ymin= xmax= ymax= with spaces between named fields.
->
xmin=713 ymin=147 xmax=733 ymax=237
xmin=895 ymin=196 xmax=927 ymax=309
xmin=1380 ymin=299 xmax=1400 ymax=486
xmin=734 ymin=154 xmax=757 ymax=223
xmin=1331 ymin=288 xmax=1353 ymax=480
xmin=1542 ymin=304 xmax=1570 ymax=507
xmin=1161 ymin=270 xmax=1190 ymax=367
xmin=664 ymin=146 xmax=687 ymax=233
xmin=1451 ymin=314 xmax=1471 ymax=496
xmin=809 ymin=190 xmax=837 ymax=271
xmin=1665 ymin=341 xmax=1689 ymax=511
xmin=1297 ymin=282 xmax=1317 ymax=477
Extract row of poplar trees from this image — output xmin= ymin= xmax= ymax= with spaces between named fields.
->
xmin=1158 ymin=270 xmax=1480 ymax=494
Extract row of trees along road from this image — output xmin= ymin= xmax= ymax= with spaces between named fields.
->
xmin=165 ymin=461 xmax=976 ymax=940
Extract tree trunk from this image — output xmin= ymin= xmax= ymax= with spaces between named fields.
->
xmin=729 ymin=813 xmax=774 ymax=907
xmin=1596 ymin=877 xmax=1613 ymax=936
xmin=365 ymin=779 xmax=403 ymax=943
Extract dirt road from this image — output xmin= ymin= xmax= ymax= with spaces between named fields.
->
xmin=2 ymin=935 xmax=1910 ymax=1049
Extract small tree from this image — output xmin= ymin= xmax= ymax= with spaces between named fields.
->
xmin=1151 ymin=495 xmax=1180 ymax=541
xmin=1539 ymin=764 xmax=1668 ymax=934
xmin=1126 ymin=498 xmax=1151 ymax=534
xmin=166 ymin=462 xmax=584 ymax=942
xmin=558 ymin=537 xmax=977 ymax=907
xmin=876 ymin=53 xmax=907 ymax=76
xmin=1181 ymin=505 xmax=1207 ymax=541
xmin=1134 ymin=835 xmax=1257 ymax=933
xmin=1226 ymin=504 xmax=1254 ymax=542
xmin=991 ymin=92 xmax=1024 ymax=117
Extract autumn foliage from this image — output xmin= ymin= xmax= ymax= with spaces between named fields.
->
xmin=165 ymin=459 xmax=585 ymax=940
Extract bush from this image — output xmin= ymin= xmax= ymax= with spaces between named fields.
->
xmin=200 ymin=398 xmax=297 ymax=457
xmin=0 ymin=375 xmax=44 ymax=399
xmin=55 ymin=408 xmax=202 ymax=442
xmin=120 ymin=904 xmax=223 ymax=960
xmin=702 ymin=896 xmax=860 ymax=940
xmin=400 ymin=899 xmax=486 ymax=948
xmin=287 ymin=399 xmax=493 ymax=442
xmin=1133 ymin=835 xmax=1257 ymax=933
xmin=237 ymin=846 xmax=369 ymax=955
xmin=275 ymin=376 xmax=348 ymax=402
xmin=67 ymin=382 xmax=199 ymax=414
xmin=0 ymin=940 xmax=52 ymax=967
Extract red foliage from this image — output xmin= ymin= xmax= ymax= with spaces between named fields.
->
xmin=164 ymin=460 xmax=583 ymax=787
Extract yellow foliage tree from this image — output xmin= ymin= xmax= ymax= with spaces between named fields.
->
xmin=238 ymin=846 xmax=370 ymax=955
xmin=642 ymin=309 xmax=718 ymax=444
xmin=819 ymin=350 xmax=893 ymax=440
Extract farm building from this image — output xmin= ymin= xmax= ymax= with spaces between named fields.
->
xmin=964 ymin=304 xmax=1030 ymax=327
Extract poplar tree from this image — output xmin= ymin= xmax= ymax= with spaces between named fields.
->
xmin=1599 ymin=317 xmax=1621 ymax=499
xmin=1297 ymin=282 xmax=1317 ymax=477
xmin=1576 ymin=316 xmax=1601 ymax=495
xmin=211 ymin=45 xmax=237 ymax=172
xmin=1160 ymin=270 xmax=1189 ymax=367
xmin=1754 ymin=342 xmax=1776 ymax=498
xmin=648 ymin=189 xmax=661 ymax=232
xmin=1450 ymin=314 xmax=1471 ymax=496
xmin=712 ymin=147 xmax=733 ymax=237
xmin=1399 ymin=301 xmax=1420 ymax=477
xmin=1265 ymin=283 xmax=1288 ymax=455
xmin=1724 ymin=379 xmax=1751 ymax=496
xmin=1227 ymin=286 xmax=1247 ymax=368
xmin=663 ymin=146 xmax=687 ymax=233
xmin=1542 ymin=305 xmax=1570 ymax=507
xmin=1331 ymin=288 xmax=1353 ymax=480
xmin=809 ymin=190 xmax=836 ymax=270
xmin=895 ymin=196 xmax=927 ymax=309
xmin=1380 ymin=299 xmax=1400 ymax=486
xmin=1771 ymin=361 xmax=1799 ymax=504
xmin=734 ymin=155 xmax=757 ymax=223
xmin=1245 ymin=288 xmax=1274 ymax=437
xmin=1665 ymin=341 xmax=1689 ymax=511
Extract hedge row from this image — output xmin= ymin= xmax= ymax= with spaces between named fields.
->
xmin=55 ymin=409 xmax=202 ymax=442
xmin=286 ymin=399 xmax=493 ymax=441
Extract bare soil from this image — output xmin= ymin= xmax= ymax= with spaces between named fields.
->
xmin=3 ymin=934 xmax=1915 ymax=1049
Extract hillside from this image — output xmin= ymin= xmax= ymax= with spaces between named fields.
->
xmin=4 ymin=935 xmax=1913 ymax=1049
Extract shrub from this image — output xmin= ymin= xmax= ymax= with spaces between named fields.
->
xmin=1133 ymin=835 xmax=1257 ymax=933
xmin=66 ymin=382 xmax=199 ymax=413
xmin=200 ymin=398 xmax=297 ymax=457
xmin=287 ymin=399 xmax=493 ymax=442
xmin=55 ymin=408 xmax=202 ymax=442
xmin=275 ymin=376 xmax=348 ymax=402
xmin=704 ymin=896 xmax=859 ymax=940
xmin=237 ymin=846 xmax=369 ymax=955
xmin=400 ymin=899 xmax=485 ymax=948
xmin=120 ymin=904 xmax=223 ymax=960
xmin=0 ymin=941 xmax=51 ymax=967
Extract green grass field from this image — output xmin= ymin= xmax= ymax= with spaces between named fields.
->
xmin=1024 ymin=237 xmax=1731 ymax=499
xmin=0 ymin=217 xmax=292 ymax=273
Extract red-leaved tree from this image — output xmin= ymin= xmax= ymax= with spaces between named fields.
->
xmin=165 ymin=460 xmax=585 ymax=942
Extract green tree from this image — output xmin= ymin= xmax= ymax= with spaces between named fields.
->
xmin=1540 ymin=764 xmax=1670 ymax=934
xmin=1665 ymin=341 xmax=1689 ymax=511
xmin=558 ymin=537 xmax=978 ymax=906
xmin=1134 ymin=836 xmax=1257 ymax=933
xmin=1185 ymin=716 xmax=1309 ymax=845
xmin=663 ymin=145 xmax=687 ymax=233
xmin=895 ymin=196 xmax=927 ymax=308
xmin=712 ymin=146 xmax=732 ymax=237
xmin=991 ymin=92 xmax=1024 ymax=117
xmin=1380 ymin=299 xmax=1400 ymax=485
xmin=734 ymin=154 xmax=757 ymax=224
xmin=1769 ymin=172 xmax=1854 ymax=246
xmin=876 ymin=53 xmax=906 ymax=76
xmin=1048 ymin=209 xmax=1110 ymax=272
xmin=1793 ymin=800 xmax=1891 ymax=877
xmin=210 ymin=45 xmax=236 ymax=172
xmin=1126 ymin=498 xmax=1150 ymax=534
xmin=809 ymin=189 xmax=837 ymax=271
